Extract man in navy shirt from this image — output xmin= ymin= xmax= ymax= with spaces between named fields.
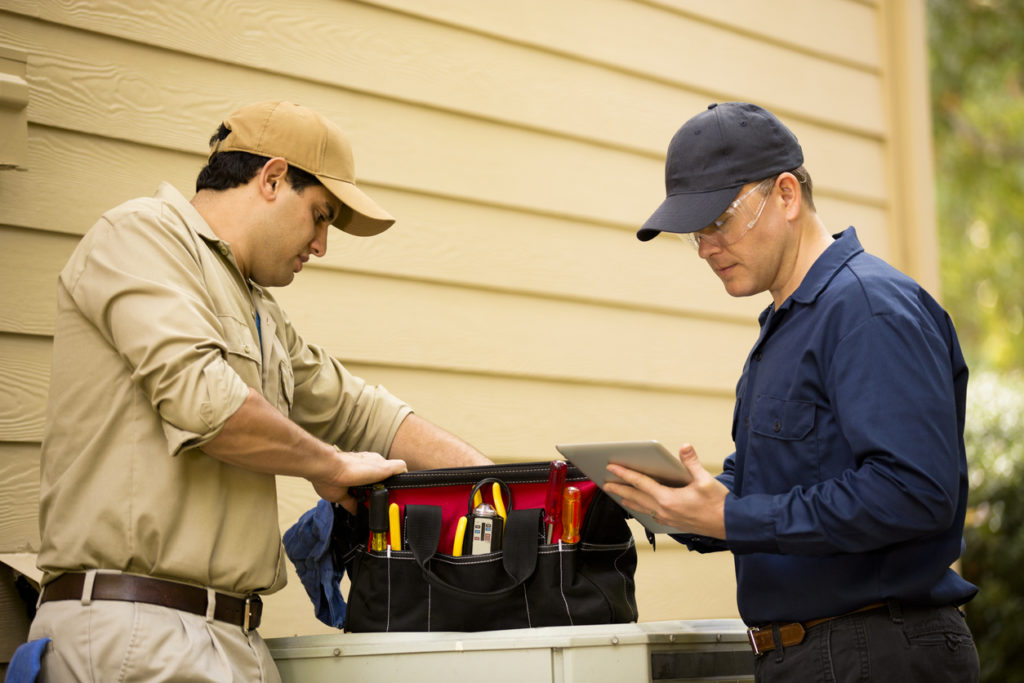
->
xmin=606 ymin=102 xmax=979 ymax=681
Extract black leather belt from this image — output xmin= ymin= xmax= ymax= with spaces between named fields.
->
xmin=41 ymin=572 xmax=262 ymax=631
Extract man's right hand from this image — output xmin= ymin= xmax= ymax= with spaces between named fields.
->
xmin=311 ymin=448 xmax=408 ymax=513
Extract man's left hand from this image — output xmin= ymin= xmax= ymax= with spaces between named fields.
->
xmin=605 ymin=443 xmax=728 ymax=539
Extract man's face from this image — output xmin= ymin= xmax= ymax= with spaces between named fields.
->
xmin=692 ymin=182 xmax=786 ymax=299
xmin=249 ymin=180 xmax=341 ymax=287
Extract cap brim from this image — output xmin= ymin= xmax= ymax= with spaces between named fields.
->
xmin=319 ymin=177 xmax=396 ymax=237
xmin=636 ymin=185 xmax=742 ymax=242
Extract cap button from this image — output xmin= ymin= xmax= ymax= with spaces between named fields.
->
xmin=707 ymin=103 xmax=718 ymax=110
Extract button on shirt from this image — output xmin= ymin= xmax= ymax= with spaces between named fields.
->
xmin=37 ymin=183 xmax=411 ymax=596
xmin=676 ymin=228 xmax=977 ymax=625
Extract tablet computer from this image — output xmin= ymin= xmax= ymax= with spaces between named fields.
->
xmin=554 ymin=440 xmax=691 ymax=534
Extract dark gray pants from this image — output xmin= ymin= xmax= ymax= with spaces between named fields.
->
xmin=754 ymin=604 xmax=979 ymax=683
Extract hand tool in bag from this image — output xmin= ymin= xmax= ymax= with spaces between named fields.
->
xmin=389 ymin=503 xmax=402 ymax=550
xmin=369 ymin=486 xmax=388 ymax=552
xmin=561 ymin=485 xmax=582 ymax=543
xmin=469 ymin=503 xmax=501 ymax=555
xmin=452 ymin=516 xmax=468 ymax=556
xmin=492 ymin=482 xmax=508 ymax=520
xmin=543 ymin=460 xmax=568 ymax=543
xmin=465 ymin=478 xmax=513 ymax=555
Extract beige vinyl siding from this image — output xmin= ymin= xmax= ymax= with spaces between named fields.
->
xmin=0 ymin=0 xmax=935 ymax=639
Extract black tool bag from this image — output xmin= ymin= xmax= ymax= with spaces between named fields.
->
xmin=337 ymin=461 xmax=639 ymax=632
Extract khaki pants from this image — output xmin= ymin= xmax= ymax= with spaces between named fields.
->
xmin=28 ymin=599 xmax=282 ymax=683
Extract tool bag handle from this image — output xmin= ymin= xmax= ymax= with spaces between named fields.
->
xmin=405 ymin=505 xmax=540 ymax=598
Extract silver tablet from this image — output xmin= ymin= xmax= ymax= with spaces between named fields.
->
xmin=555 ymin=440 xmax=692 ymax=534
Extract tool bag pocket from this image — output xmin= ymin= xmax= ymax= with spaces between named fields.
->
xmin=338 ymin=461 xmax=638 ymax=632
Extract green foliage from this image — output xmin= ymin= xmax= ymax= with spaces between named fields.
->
xmin=928 ymin=0 xmax=1024 ymax=371
xmin=960 ymin=371 xmax=1024 ymax=682
xmin=928 ymin=2 xmax=1024 ymax=679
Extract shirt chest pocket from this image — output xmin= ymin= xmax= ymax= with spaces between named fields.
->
xmin=218 ymin=314 xmax=293 ymax=415
xmin=747 ymin=396 xmax=819 ymax=491
xmin=263 ymin=334 xmax=295 ymax=416
xmin=750 ymin=395 xmax=816 ymax=441
xmin=218 ymin=314 xmax=262 ymax=389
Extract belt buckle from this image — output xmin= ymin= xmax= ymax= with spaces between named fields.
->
xmin=747 ymin=626 xmax=764 ymax=656
xmin=243 ymin=595 xmax=263 ymax=632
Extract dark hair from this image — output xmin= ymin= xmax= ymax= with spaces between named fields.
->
xmin=195 ymin=123 xmax=323 ymax=193
xmin=759 ymin=165 xmax=816 ymax=212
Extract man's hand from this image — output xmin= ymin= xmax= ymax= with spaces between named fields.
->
xmin=311 ymin=448 xmax=408 ymax=513
xmin=604 ymin=443 xmax=729 ymax=539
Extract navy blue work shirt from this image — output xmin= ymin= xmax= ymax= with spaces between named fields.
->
xmin=675 ymin=228 xmax=977 ymax=626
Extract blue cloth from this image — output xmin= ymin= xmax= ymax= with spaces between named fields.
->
xmin=4 ymin=638 xmax=50 ymax=683
xmin=674 ymin=228 xmax=977 ymax=625
xmin=283 ymin=499 xmax=348 ymax=628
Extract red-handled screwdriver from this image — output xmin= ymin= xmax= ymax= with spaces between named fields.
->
xmin=543 ymin=460 xmax=568 ymax=543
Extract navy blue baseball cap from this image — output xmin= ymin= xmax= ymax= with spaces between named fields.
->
xmin=637 ymin=102 xmax=804 ymax=241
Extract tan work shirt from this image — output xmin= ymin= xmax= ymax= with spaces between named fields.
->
xmin=37 ymin=183 xmax=411 ymax=595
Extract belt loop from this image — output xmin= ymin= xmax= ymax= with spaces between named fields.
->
xmin=887 ymin=600 xmax=903 ymax=624
xmin=771 ymin=623 xmax=786 ymax=664
xmin=205 ymin=588 xmax=217 ymax=623
xmin=81 ymin=570 xmax=97 ymax=606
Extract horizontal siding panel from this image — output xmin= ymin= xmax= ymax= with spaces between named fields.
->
xmin=321 ymin=187 xmax=769 ymax=322
xmin=0 ymin=11 xmax=658 ymax=225
xmin=815 ymin=196 xmax=892 ymax=260
xmin=0 ymin=227 xmax=77 ymax=336
xmin=795 ymin=117 xmax=888 ymax=207
xmin=2 ymin=8 xmax=888 ymax=218
xmin=647 ymin=0 xmax=881 ymax=70
xmin=274 ymin=267 xmax=758 ymax=392
xmin=0 ymin=129 xmax=224 ymax=238
xmin=634 ymin=538 xmax=737 ymax=621
xmin=0 ymin=335 xmax=49 ymax=444
xmin=6 ymin=0 xmax=883 ymax=153
xmin=0 ymin=442 xmax=41 ymax=552
xmin=362 ymin=0 xmax=886 ymax=135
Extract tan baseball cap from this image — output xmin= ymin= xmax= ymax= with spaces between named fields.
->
xmin=210 ymin=100 xmax=395 ymax=236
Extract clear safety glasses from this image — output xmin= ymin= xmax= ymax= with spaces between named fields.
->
xmin=682 ymin=180 xmax=773 ymax=251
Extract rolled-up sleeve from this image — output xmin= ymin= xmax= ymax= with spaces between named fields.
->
xmin=61 ymin=206 xmax=250 ymax=455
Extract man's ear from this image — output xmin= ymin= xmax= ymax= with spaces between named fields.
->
xmin=257 ymin=157 xmax=290 ymax=199
xmin=777 ymin=172 xmax=802 ymax=221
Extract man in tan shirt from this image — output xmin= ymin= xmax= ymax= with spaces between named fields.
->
xmin=28 ymin=100 xmax=491 ymax=682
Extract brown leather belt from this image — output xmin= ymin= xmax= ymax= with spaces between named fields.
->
xmin=747 ymin=602 xmax=888 ymax=655
xmin=41 ymin=573 xmax=262 ymax=631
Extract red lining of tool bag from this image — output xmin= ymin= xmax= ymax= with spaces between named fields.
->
xmin=377 ymin=479 xmax=599 ymax=553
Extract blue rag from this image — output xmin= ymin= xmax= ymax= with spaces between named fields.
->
xmin=283 ymin=499 xmax=348 ymax=628
xmin=4 ymin=638 xmax=50 ymax=683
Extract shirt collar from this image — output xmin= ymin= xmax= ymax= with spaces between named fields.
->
xmin=154 ymin=182 xmax=262 ymax=294
xmin=757 ymin=227 xmax=863 ymax=325
xmin=154 ymin=182 xmax=222 ymax=242
xmin=788 ymin=226 xmax=864 ymax=306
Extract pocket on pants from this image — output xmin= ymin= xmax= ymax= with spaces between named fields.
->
xmin=904 ymin=607 xmax=974 ymax=650
xmin=902 ymin=607 xmax=979 ymax=682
